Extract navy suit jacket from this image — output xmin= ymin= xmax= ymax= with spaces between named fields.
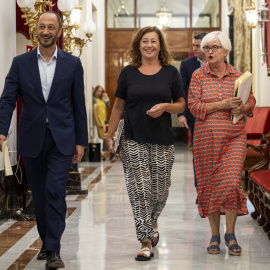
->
xmin=0 ymin=48 xmax=88 ymax=158
xmin=178 ymin=56 xmax=201 ymax=123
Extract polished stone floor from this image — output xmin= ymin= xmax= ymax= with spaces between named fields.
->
xmin=0 ymin=144 xmax=270 ymax=270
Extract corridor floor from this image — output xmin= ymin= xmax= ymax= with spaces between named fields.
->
xmin=0 ymin=144 xmax=270 ymax=270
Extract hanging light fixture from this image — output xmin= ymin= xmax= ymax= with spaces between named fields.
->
xmin=115 ymin=0 xmax=130 ymax=16
xmin=156 ymin=0 xmax=172 ymax=29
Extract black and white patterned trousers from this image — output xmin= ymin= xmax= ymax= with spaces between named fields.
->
xmin=121 ymin=135 xmax=175 ymax=242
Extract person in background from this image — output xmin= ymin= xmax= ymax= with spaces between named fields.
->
xmin=106 ymin=26 xmax=185 ymax=261
xmin=92 ymin=85 xmax=111 ymax=151
xmin=0 ymin=11 xmax=88 ymax=269
xmin=188 ymin=31 xmax=256 ymax=256
xmin=93 ymin=85 xmax=111 ymax=123
xmin=177 ymin=32 xmax=207 ymax=204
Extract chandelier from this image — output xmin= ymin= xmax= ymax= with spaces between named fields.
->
xmin=17 ymin=0 xmax=96 ymax=57
xmin=156 ymin=0 xmax=172 ymax=29
xmin=115 ymin=0 xmax=130 ymax=16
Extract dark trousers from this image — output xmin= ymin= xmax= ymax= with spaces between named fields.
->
xmin=187 ymin=121 xmax=197 ymax=187
xmin=23 ymin=128 xmax=73 ymax=252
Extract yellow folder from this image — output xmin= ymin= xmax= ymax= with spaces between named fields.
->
xmin=232 ymin=71 xmax=253 ymax=124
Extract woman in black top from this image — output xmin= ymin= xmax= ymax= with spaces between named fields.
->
xmin=107 ymin=26 xmax=185 ymax=261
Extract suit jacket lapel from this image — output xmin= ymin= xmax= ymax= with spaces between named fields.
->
xmin=29 ymin=49 xmax=45 ymax=102
xmin=47 ymin=49 xmax=64 ymax=101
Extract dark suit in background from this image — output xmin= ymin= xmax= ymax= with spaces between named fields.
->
xmin=0 ymin=48 xmax=88 ymax=253
xmin=178 ymin=33 xmax=207 ymax=199
xmin=178 ymin=56 xmax=201 ymax=190
xmin=178 ymin=56 xmax=201 ymax=142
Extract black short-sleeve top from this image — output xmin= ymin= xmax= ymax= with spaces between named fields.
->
xmin=115 ymin=65 xmax=185 ymax=145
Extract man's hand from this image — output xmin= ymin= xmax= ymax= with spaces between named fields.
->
xmin=0 ymin=135 xmax=7 ymax=152
xmin=72 ymin=145 xmax=85 ymax=163
xmin=178 ymin=115 xmax=188 ymax=129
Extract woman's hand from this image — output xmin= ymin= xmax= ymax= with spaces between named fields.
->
xmin=206 ymin=97 xmax=242 ymax=115
xmin=231 ymin=102 xmax=251 ymax=116
xmin=106 ymin=137 xmax=115 ymax=153
xmin=231 ymin=105 xmax=242 ymax=116
xmin=146 ymin=104 xmax=165 ymax=118
xmin=220 ymin=97 xmax=242 ymax=109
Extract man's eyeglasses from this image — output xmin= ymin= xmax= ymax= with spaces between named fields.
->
xmin=192 ymin=44 xmax=201 ymax=48
xmin=203 ymin=45 xmax=223 ymax=52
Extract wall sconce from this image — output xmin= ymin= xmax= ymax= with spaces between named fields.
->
xmin=17 ymin=0 xmax=96 ymax=57
xmin=258 ymin=3 xmax=269 ymax=23
xmin=156 ymin=0 xmax=172 ymax=29
xmin=258 ymin=3 xmax=269 ymax=64
xmin=57 ymin=0 xmax=96 ymax=57
xmin=245 ymin=1 xmax=257 ymax=28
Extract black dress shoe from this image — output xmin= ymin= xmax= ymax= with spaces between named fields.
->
xmin=46 ymin=251 xmax=65 ymax=269
xmin=37 ymin=244 xmax=47 ymax=260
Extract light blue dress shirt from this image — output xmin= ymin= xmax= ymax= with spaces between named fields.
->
xmin=37 ymin=45 xmax=57 ymax=102
xmin=197 ymin=57 xmax=206 ymax=67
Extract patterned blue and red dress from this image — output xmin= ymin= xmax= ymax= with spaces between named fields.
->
xmin=188 ymin=62 xmax=256 ymax=218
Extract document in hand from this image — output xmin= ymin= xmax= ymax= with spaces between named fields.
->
xmin=113 ymin=119 xmax=124 ymax=153
xmin=2 ymin=140 xmax=13 ymax=176
xmin=232 ymin=71 xmax=253 ymax=124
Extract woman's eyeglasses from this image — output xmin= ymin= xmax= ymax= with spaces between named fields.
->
xmin=203 ymin=45 xmax=223 ymax=52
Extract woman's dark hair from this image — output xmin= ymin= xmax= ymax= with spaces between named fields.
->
xmin=125 ymin=26 xmax=174 ymax=67
xmin=93 ymin=85 xmax=104 ymax=98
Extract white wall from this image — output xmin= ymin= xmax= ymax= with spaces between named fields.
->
xmin=254 ymin=0 xmax=270 ymax=106
xmin=81 ymin=0 xmax=105 ymax=140
xmin=0 ymin=0 xmax=17 ymax=170
xmin=16 ymin=32 xmax=33 ymax=56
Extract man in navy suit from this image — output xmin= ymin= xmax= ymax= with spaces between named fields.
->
xmin=178 ymin=32 xmax=207 ymax=203
xmin=0 ymin=12 xmax=88 ymax=269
